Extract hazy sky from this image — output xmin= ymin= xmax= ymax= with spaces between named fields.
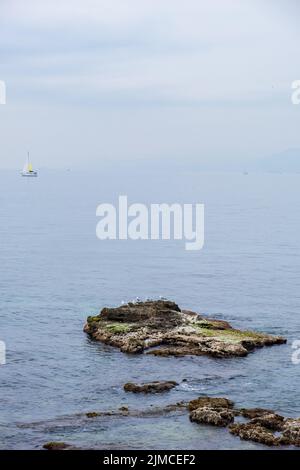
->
xmin=0 ymin=0 xmax=299 ymax=169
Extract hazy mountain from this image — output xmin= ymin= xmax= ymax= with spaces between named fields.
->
xmin=255 ymin=149 xmax=300 ymax=173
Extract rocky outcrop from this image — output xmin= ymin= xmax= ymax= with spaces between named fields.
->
xmin=39 ymin=396 xmax=300 ymax=449
xmin=250 ymin=413 xmax=284 ymax=431
xmin=84 ymin=300 xmax=286 ymax=358
xmin=190 ymin=406 xmax=234 ymax=427
xmin=188 ymin=396 xmax=235 ymax=427
xmin=280 ymin=418 xmax=300 ymax=446
xmin=229 ymin=413 xmax=300 ymax=447
xmin=186 ymin=396 xmax=300 ymax=447
xmin=188 ymin=397 xmax=234 ymax=412
xmin=124 ymin=381 xmax=178 ymax=393
xmin=229 ymin=422 xmax=281 ymax=446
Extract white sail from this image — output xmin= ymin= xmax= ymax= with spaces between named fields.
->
xmin=21 ymin=152 xmax=38 ymax=177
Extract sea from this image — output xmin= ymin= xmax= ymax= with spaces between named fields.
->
xmin=0 ymin=167 xmax=299 ymax=449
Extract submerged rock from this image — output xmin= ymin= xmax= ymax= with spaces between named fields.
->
xmin=238 ymin=408 xmax=275 ymax=419
xmin=84 ymin=300 xmax=286 ymax=358
xmin=124 ymin=381 xmax=178 ymax=393
xmin=82 ymin=402 xmax=188 ymax=422
xmin=119 ymin=405 xmax=129 ymax=412
xmin=43 ymin=442 xmax=72 ymax=451
xmin=86 ymin=411 xmax=101 ymax=418
xmin=40 ymin=397 xmax=300 ymax=449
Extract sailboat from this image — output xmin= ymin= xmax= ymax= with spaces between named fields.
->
xmin=21 ymin=152 xmax=38 ymax=177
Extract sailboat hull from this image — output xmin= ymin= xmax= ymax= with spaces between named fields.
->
xmin=21 ymin=171 xmax=38 ymax=177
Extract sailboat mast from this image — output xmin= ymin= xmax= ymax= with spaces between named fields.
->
xmin=21 ymin=150 xmax=37 ymax=176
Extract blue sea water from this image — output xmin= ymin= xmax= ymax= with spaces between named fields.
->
xmin=0 ymin=168 xmax=299 ymax=449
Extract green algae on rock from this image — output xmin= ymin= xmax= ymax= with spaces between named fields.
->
xmin=84 ymin=300 xmax=286 ymax=358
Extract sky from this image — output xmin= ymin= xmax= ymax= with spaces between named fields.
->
xmin=0 ymin=0 xmax=299 ymax=169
